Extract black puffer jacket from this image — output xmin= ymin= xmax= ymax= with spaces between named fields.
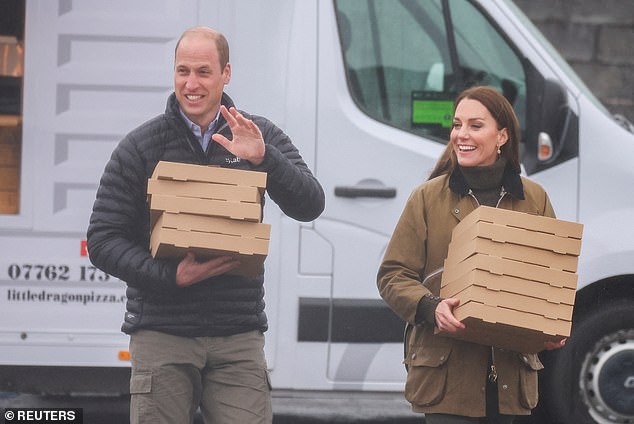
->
xmin=87 ymin=93 xmax=325 ymax=337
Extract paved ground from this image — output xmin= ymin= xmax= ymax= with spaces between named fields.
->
xmin=272 ymin=390 xmax=423 ymax=423
xmin=1 ymin=390 xmax=424 ymax=423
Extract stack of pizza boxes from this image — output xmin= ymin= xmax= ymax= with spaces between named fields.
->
xmin=438 ymin=206 xmax=583 ymax=352
xmin=147 ymin=161 xmax=269 ymax=278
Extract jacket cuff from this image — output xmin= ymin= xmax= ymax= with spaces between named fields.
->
xmin=415 ymin=293 xmax=442 ymax=325
xmin=255 ymin=143 xmax=280 ymax=172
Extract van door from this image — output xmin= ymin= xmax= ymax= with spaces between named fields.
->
xmin=311 ymin=0 xmax=578 ymax=388
xmin=21 ymin=0 xmax=193 ymax=234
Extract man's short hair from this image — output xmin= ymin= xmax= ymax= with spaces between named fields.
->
xmin=175 ymin=26 xmax=229 ymax=69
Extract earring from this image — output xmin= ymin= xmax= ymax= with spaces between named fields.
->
xmin=497 ymin=145 xmax=501 ymax=155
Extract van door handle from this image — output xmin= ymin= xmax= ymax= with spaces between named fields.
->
xmin=334 ymin=186 xmax=397 ymax=199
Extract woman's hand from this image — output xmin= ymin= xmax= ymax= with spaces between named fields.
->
xmin=544 ymin=338 xmax=567 ymax=350
xmin=435 ymin=298 xmax=466 ymax=333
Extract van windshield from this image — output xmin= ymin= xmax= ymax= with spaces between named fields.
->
xmin=335 ymin=0 xmax=527 ymax=144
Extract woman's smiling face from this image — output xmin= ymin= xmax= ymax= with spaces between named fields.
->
xmin=451 ymin=98 xmax=508 ymax=167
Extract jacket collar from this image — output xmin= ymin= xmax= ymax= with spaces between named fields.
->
xmin=448 ymin=162 xmax=525 ymax=200
xmin=165 ymin=92 xmax=237 ymax=157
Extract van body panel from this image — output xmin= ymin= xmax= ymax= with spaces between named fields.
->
xmin=2 ymin=1 xmax=633 ymax=422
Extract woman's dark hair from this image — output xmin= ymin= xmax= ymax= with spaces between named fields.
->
xmin=428 ymin=86 xmax=521 ymax=180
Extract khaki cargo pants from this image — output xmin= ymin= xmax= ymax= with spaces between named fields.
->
xmin=129 ymin=329 xmax=272 ymax=424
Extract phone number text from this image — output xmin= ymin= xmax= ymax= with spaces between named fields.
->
xmin=6 ymin=264 xmax=113 ymax=283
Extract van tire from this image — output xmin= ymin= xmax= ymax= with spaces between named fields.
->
xmin=537 ymin=300 xmax=634 ymax=424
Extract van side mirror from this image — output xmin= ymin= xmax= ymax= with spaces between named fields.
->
xmin=537 ymin=79 xmax=572 ymax=163
xmin=523 ymin=67 xmax=579 ymax=175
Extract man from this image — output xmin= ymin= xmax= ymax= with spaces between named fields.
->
xmin=87 ymin=26 xmax=325 ymax=424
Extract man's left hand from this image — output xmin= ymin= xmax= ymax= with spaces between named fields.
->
xmin=212 ymin=106 xmax=265 ymax=166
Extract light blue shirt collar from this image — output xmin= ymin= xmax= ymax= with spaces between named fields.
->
xmin=178 ymin=107 xmax=221 ymax=152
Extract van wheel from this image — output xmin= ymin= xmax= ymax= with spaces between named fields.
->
xmin=538 ymin=301 xmax=634 ymax=424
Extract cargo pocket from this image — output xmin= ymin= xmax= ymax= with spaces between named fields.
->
xmin=403 ymin=345 xmax=451 ymax=407
xmin=130 ymin=370 xmax=152 ymax=394
xmin=129 ymin=370 xmax=154 ymax=424
xmin=518 ymin=353 xmax=544 ymax=409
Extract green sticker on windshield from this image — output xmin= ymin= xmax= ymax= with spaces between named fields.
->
xmin=411 ymin=91 xmax=454 ymax=128
xmin=412 ymin=99 xmax=454 ymax=128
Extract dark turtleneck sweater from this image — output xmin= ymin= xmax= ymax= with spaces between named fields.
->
xmin=458 ymin=157 xmax=507 ymax=207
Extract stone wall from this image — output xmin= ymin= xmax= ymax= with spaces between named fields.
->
xmin=514 ymin=0 xmax=634 ymax=123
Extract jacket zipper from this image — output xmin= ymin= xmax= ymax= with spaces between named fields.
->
xmin=205 ymin=120 xmax=230 ymax=159
xmin=467 ymin=187 xmax=507 ymax=208
xmin=467 ymin=187 xmax=507 ymax=384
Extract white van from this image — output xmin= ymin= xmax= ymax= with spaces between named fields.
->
xmin=1 ymin=1 xmax=632 ymax=423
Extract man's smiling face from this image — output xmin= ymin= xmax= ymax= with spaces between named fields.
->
xmin=174 ymin=33 xmax=231 ymax=130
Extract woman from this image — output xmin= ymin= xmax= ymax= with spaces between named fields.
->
xmin=377 ymin=86 xmax=565 ymax=423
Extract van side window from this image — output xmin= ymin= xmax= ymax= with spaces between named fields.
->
xmin=335 ymin=0 xmax=526 ymax=145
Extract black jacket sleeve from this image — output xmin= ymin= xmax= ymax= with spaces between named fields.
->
xmin=86 ymin=131 xmax=178 ymax=294
xmin=253 ymin=116 xmax=325 ymax=222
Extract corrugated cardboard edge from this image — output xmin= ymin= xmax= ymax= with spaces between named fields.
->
xmin=151 ymin=161 xmax=267 ymax=189
xmin=446 ymin=237 xmax=579 ymax=273
xmin=441 ymin=268 xmax=576 ymax=305
xmin=150 ymin=224 xmax=267 ymax=278
xmin=452 ymin=220 xmax=582 ymax=255
xmin=441 ymin=254 xmax=578 ymax=289
xmin=456 ymin=206 xmax=583 ymax=239
xmin=448 ymin=285 xmax=573 ymax=320
xmin=151 ymin=226 xmax=269 ymax=256
xmin=159 ymin=212 xmax=270 ymax=239
xmin=436 ymin=313 xmax=567 ymax=353
xmin=454 ymin=301 xmax=571 ymax=336
xmin=147 ymin=178 xmax=262 ymax=204
xmin=149 ymin=194 xmax=262 ymax=223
